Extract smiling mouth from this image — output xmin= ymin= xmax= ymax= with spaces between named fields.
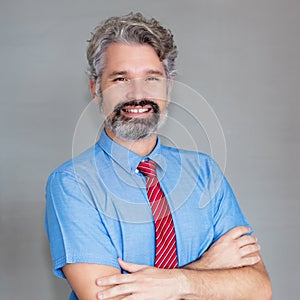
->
xmin=113 ymin=100 xmax=160 ymax=118
xmin=122 ymin=106 xmax=152 ymax=114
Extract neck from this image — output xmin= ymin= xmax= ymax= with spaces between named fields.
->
xmin=105 ymin=127 xmax=158 ymax=157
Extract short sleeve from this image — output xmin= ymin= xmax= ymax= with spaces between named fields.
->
xmin=206 ymin=158 xmax=252 ymax=241
xmin=45 ymin=171 xmax=120 ymax=278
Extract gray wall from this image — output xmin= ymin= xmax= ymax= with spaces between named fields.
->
xmin=1 ymin=0 xmax=299 ymax=299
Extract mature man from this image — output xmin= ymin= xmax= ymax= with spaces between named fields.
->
xmin=45 ymin=12 xmax=272 ymax=299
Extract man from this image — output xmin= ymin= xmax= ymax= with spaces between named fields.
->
xmin=45 ymin=12 xmax=272 ymax=299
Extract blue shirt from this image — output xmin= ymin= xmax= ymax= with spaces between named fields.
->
xmin=45 ymin=129 xmax=250 ymax=299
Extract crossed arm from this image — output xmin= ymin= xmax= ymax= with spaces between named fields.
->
xmin=62 ymin=226 xmax=272 ymax=300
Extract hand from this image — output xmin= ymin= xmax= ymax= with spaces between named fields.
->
xmin=187 ymin=226 xmax=261 ymax=270
xmin=96 ymin=258 xmax=185 ymax=300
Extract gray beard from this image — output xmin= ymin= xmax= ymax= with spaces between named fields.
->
xmin=105 ymin=111 xmax=167 ymax=141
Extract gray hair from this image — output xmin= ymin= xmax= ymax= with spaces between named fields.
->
xmin=86 ymin=12 xmax=178 ymax=87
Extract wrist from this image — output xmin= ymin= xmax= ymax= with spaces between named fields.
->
xmin=174 ymin=268 xmax=197 ymax=300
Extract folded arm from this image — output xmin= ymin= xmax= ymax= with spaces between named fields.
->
xmin=179 ymin=226 xmax=271 ymax=299
xmin=96 ymin=226 xmax=272 ymax=300
xmin=61 ymin=226 xmax=271 ymax=299
xmin=179 ymin=259 xmax=271 ymax=299
xmin=185 ymin=226 xmax=261 ymax=270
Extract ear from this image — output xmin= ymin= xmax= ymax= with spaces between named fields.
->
xmin=89 ymin=79 xmax=101 ymax=104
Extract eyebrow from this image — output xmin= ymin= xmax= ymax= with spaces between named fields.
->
xmin=145 ymin=70 xmax=165 ymax=76
xmin=108 ymin=69 xmax=165 ymax=78
xmin=108 ymin=71 xmax=128 ymax=78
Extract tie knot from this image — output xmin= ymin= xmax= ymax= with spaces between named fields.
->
xmin=137 ymin=159 xmax=157 ymax=177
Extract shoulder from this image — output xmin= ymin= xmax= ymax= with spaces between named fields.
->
xmin=161 ymin=144 xmax=216 ymax=166
xmin=47 ymin=143 xmax=102 ymax=186
xmin=160 ymin=144 xmax=225 ymax=184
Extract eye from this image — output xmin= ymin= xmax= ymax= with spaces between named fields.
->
xmin=146 ymin=76 xmax=160 ymax=81
xmin=113 ymin=77 xmax=126 ymax=82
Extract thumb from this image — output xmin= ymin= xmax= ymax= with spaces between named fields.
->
xmin=118 ymin=258 xmax=148 ymax=273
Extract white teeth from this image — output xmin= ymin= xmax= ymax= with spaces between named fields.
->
xmin=125 ymin=108 xmax=149 ymax=113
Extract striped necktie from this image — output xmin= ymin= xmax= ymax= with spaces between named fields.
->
xmin=138 ymin=159 xmax=178 ymax=269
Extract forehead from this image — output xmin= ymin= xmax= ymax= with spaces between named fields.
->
xmin=103 ymin=43 xmax=165 ymax=74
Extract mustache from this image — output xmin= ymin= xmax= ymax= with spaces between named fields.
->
xmin=113 ymin=99 xmax=160 ymax=115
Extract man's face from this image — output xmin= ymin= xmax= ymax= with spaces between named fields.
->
xmin=97 ymin=43 xmax=169 ymax=140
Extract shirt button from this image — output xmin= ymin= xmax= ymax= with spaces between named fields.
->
xmin=135 ymin=169 xmax=139 ymax=174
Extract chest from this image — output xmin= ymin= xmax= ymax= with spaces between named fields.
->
xmin=94 ymin=182 xmax=215 ymax=266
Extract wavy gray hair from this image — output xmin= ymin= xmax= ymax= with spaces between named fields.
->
xmin=87 ymin=12 xmax=178 ymax=87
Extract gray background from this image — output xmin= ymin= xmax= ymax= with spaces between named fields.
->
xmin=1 ymin=0 xmax=299 ymax=299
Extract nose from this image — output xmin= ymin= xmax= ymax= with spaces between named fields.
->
xmin=126 ymin=78 xmax=147 ymax=101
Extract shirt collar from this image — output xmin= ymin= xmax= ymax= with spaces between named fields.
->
xmin=97 ymin=129 xmax=167 ymax=174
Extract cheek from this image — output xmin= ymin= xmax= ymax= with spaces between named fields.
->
xmin=101 ymin=87 xmax=125 ymax=116
xmin=157 ymin=98 xmax=168 ymax=113
xmin=101 ymin=98 xmax=117 ymax=117
xmin=147 ymin=82 xmax=168 ymax=100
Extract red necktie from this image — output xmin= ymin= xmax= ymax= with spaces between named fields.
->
xmin=138 ymin=159 xmax=178 ymax=269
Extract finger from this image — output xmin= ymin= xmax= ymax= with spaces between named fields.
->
xmin=97 ymin=273 xmax=132 ymax=286
xmin=226 ymin=226 xmax=251 ymax=240
xmin=236 ymin=235 xmax=258 ymax=248
xmin=240 ymin=255 xmax=261 ymax=267
xmin=121 ymin=295 xmax=136 ymax=300
xmin=118 ymin=258 xmax=148 ymax=273
xmin=240 ymin=244 xmax=261 ymax=258
xmin=97 ymin=284 xmax=134 ymax=300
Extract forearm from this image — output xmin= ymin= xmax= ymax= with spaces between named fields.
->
xmin=96 ymin=258 xmax=272 ymax=300
xmin=176 ymin=228 xmax=272 ymax=299
xmin=63 ymin=263 xmax=124 ymax=300
xmin=178 ymin=261 xmax=272 ymax=300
